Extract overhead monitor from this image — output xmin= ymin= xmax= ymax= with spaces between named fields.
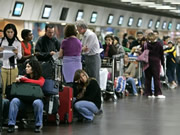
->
xmin=90 ymin=12 xmax=98 ymax=23
xmin=75 ymin=10 xmax=84 ymax=21
xmin=107 ymin=14 xmax=114 ymax=25
xmin=42 ymin=5 xmax=52 ymax=19
xmin=137 ymin=18 xmax=142 ymax=27
xmin=60 ymin=7 xmax=69 ymax=21
xmin=118 ymin=16 xmax=124 ymax=25
xmin=155 ymin=20 xmax=160 ymax=29
xmin=176 ymin=23 xmax=180 ymax=30
xmin=127 ymin=17 xmax=134 ymax=26
xmin=148 ymin=19 xmax=153 ymax=28
xmin=162 ymin=21 xmax=167 ymax=29
xmin=168 ymin=22 xmax=172 ymax=30
xmin=12 ymin=2 xmax=24 ymax=16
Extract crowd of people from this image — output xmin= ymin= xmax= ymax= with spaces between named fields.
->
xmin=0 ymin=19 xmax=180 ymax=133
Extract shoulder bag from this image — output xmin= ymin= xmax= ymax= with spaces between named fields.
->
xmin=10 ymin=82 xmax=44 ymax=102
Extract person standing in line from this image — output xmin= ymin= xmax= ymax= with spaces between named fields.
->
xmin=59 ymin=24 xmax=82 ymax=83
xmin=76 ymin=20 xmax=101 ymax=85
xmin=0 ymin=23 xmax=22 ymax=98
xmin=35 ymin=24 xmax=60 ymax=62
xmin=143 ymin=32 xmax=165 ymax=98
xmin=175 ymin=36 xmax=180 ymax=86
xmin=18 ymin=29 xmax=34 ymax=75
xmin=164 ymin=41 xmax=177 ymax=89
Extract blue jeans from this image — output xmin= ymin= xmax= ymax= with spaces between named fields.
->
xmin=74 ymin=100 xmax=99 ymax=120
xmin=151 ymin=77 xmax=154 ymax=93
xmin=8 ymin=98 xmax=43 ymax=126
xmin=126 ymin=77 xmax=138 ymax=94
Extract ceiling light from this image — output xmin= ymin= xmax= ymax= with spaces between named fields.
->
xmin=170 ymin=10 xmax=180 ymax=13
xmin=155 ymin=6 xmax=176 ymax=10
xmin=171 ymin=2 xmax=180 ymax=5
xmin=61 ymin=23 xmax=66 ymax=25
xmin=148 ymin=4 xmax=162 ymax=8
xmin=121 ymin=0 xmax=133 ymax=2
xmin=131 ymin=2 xmax=155 ymax=5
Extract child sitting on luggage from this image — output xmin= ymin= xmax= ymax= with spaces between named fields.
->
xmin=7 ymin=59 xmax=45 ymax=133
xmin=73 ymin=69 xmax=102 ymax=122
xmin=115 ymin=53 xmax=138 ymax=96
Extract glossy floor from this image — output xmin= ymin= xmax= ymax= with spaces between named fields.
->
xmin=1 ymin=86 xmax=180 ymax=135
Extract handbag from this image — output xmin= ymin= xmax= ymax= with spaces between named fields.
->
xmin=42 ymin=79 xmax=60 ymax=95
xmin=137 ymin=49 xmax=149 ymax=63
xmin=137 ymin=43 xmax=149 ymax=63
xmin=10 ymin=83 xmax=44 ymax=102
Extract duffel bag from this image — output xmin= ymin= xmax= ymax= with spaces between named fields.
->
xmin=42 ymin=79 xmax=60 ymax=95
xmin=10 ymin=83 xmax=44 ymax=102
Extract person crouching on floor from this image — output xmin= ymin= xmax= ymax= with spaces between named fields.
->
xmin=73 ymin=69 xmax=102 ymax=122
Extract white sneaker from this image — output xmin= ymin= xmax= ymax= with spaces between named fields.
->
xmin=148 ymin=95 xmax=155 ymax=98
xmin=156 ymin=95 xmax=166 ymax=99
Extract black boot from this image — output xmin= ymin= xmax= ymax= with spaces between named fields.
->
xmin=7 ymin=125 xmax=15 ymax=133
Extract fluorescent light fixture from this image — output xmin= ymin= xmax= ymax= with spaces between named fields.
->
xmin=176 ymin=24 xmax=180 ymax=30
xmin=107 ymin=14 xmax=114 ymax=25
xmin=155 ymin=20 xmax=160 ymax=29
xmin=75 ymin=10 xmax=84 ymax=21
xmin=137 ymin=18 xmax=142 ymax=27
xmin=162 ymin=21 xmax=167 ymax=29
xmin=148 ymin=19 xmax=153 ymax=28
xmin=170 ymin=10 xmax=180 ymax=13
xmin=127 ymin=17 xmax=133 ymax=26
xmin=148 ymin=4 xmax=163 ymax=8
xmin=42 ymin=5 xmax=52 ymax=19
xmin=170 ymin=2 xmax=180 ymax=4
xmin=90 ymin=12 xmax=98 ymax=23
xmin=12 ymin=2 xmax=24 ymax=16
xmin=121 ymin=0 xmax=133 ymax=2
xmin=118 ymin=16 xmax=124 ymax=25
xmin=168 ymin=22 xmax=172 ymax=30
xmin=155 ymin=6 xmax=176 ymax=10
xmin=131 ymin=2 xmax=155 ymax=5
xmin=61 ymin=23 xmax=66 ymax=25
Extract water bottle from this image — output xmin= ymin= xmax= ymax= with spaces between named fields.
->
xmin=48 ymin=96 xmax=54 ymax=114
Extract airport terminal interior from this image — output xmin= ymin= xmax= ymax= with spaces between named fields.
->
xmin=1 ymin=0 xmax=180 ymax=134
xmin=1 ymin=86 xmax=180 ymax=135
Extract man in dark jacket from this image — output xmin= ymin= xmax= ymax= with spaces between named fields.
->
xmin=35 ymin=24 xmax=60 ymax=62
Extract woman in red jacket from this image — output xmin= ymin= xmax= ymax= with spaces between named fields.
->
xmin=7 ymin=59 xmax=45 ymax=133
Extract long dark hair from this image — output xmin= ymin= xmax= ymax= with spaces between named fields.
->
xmin=25 ymin=59 xmax=42 ymax=80
xmin=3 ymin=23 xmax=20 ymax=42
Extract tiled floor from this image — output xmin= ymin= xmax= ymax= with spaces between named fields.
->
xmin=1 ymin=86 xmax=180 ymax=135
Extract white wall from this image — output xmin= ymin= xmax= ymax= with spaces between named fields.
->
xmin=0 ymin=0 xmax=179 ymax=31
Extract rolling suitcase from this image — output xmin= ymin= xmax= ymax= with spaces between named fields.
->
xmin=58 ymin=86 xmax=73 ymax=123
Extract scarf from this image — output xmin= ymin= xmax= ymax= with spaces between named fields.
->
xmin=7 ymin=37 xmax=15 ymax=68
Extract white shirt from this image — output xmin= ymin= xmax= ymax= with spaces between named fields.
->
xmin=81 ymin=29 xmax=100 ymax=55
xmin=1 ymin=38 xmax=22 ymax=69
